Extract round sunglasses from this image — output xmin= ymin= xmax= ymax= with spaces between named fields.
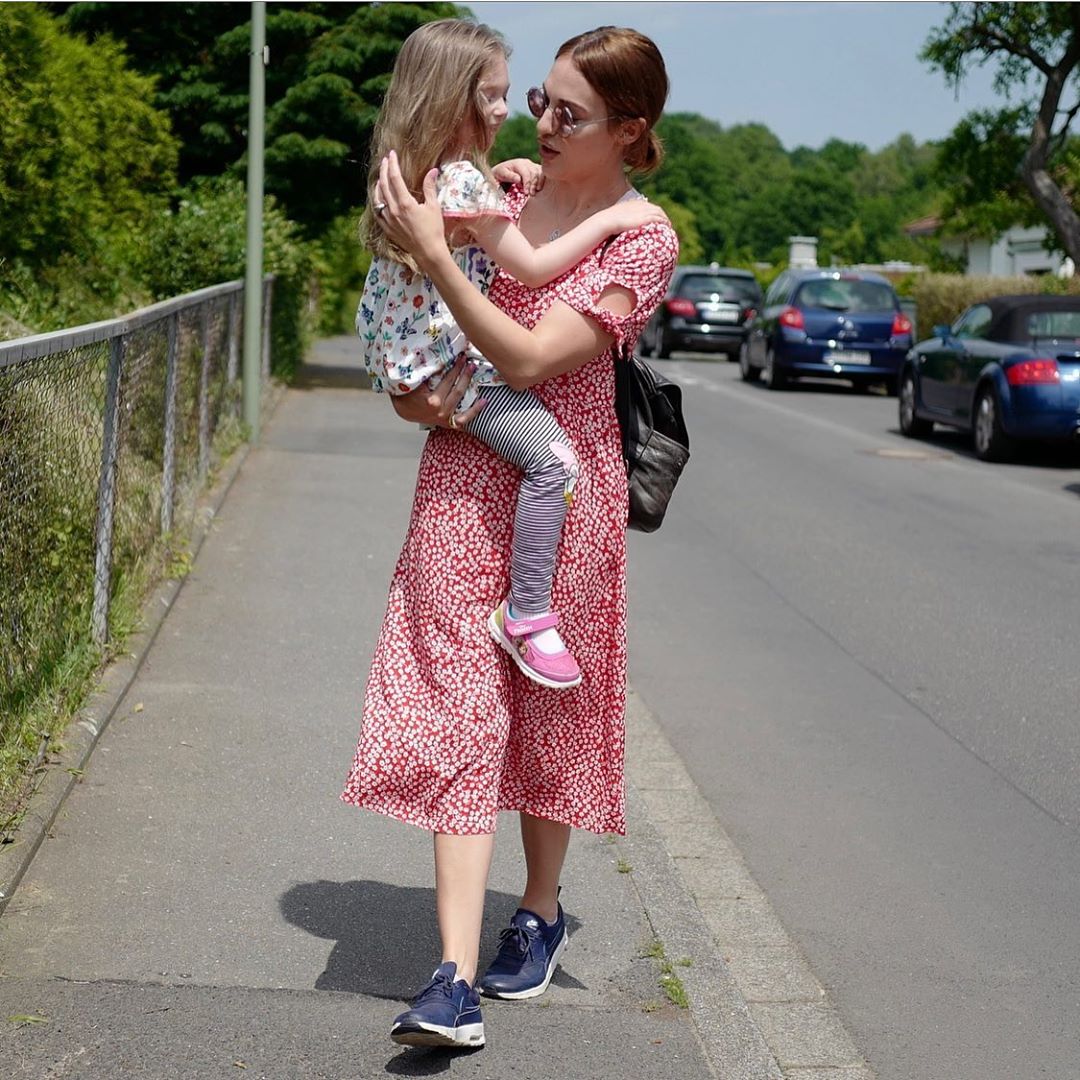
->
xmin=526 ymin=87 xmax=622 ymax=137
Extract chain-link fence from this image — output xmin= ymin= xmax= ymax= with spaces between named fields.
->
xmin=0 ymin=277 xmax=273 ymax=720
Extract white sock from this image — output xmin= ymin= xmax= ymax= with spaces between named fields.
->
xmin=509 ymin=602 xmax=566 ymax=655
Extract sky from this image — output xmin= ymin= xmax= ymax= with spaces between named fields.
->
xmin=468 ymin=1 xmax=1008 ymax=152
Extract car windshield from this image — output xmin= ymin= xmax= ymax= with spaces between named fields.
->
xmin=679 ymin=275 xmax=759 ymax=304
xmin=796 ymin=279 xmax=896 ymax=313
xmin=1027 ymin=310 xmax=1080 ymax=339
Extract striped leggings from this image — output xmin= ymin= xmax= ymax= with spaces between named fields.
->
xmin=463 ymin=384 xmax=578 ymax=617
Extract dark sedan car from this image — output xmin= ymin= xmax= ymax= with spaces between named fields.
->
xmin=898 ymin=294 xmax=1080 ymax=461
xmin=741 ymin=268 xmax=913 ymax=392
xmin=639 ymin=264 xmax=762 ymax=360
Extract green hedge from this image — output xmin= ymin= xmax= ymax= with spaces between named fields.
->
xmin=139 ymin=178 xmax=314 ymax=379
xmin=908 ymin=273 xmax=1080 ymax=338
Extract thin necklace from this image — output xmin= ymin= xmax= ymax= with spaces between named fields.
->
xmin=547 ymin=182 xmax=635 ymax=241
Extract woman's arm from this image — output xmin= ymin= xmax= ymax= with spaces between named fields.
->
xmin=469 ymin=200 xmax=665 ymax=290
xmin=377 ymin=154 xmax=632 ymax=390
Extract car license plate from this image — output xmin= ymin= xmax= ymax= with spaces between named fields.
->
xmin=699 ymin=303 xmax=739 ymax=324
xmin=823 ymin=350 xmax=871 ymax=365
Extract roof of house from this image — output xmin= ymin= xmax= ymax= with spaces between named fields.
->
xmin=902 ymin=215 xmax=943 ymax=238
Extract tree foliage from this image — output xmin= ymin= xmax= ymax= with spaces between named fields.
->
xmin=56 ymin=1 xmax=465 ymax=234
xmin=923 ymin=2 xmax=1080 ymax=262
xmin=0 ymin=3 xmax=177 ymax=268
xmin=633 ymin=115 xmax=942 ymax=267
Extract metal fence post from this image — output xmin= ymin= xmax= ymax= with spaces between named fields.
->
xmin=261 ymin=277 xmax=272 ymax=380
xmin=161 ymin=313 xmax=179 ymax=536
xmin=199 ymin=302 xmax=212 ymax=480
xmin=92 ymin=336 xmax=124 ymax=645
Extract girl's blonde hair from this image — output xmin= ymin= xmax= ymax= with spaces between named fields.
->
xmin=360 ymin=19 xmax=509 ymax=271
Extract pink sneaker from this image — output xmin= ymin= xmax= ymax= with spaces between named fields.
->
xmin=488 ymin=599 xmax=582 ymax=690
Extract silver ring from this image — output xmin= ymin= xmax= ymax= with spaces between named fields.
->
xmin=373 ymin=202 xmax=387 ymax=216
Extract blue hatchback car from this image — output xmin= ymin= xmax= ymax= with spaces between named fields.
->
xmin=898 ymin=295 xmax=1080 ymax=461
xmin=740 ymin=269 xmax=913 ymax=392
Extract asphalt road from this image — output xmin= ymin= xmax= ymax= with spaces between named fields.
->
xmin=625 ymin=355 xmax=1080 ymax=1080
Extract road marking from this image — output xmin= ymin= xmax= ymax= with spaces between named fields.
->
xmin=865 ymin=447 xmax=951 ymax=461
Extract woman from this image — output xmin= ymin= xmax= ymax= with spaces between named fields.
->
xmin=342 ymin=25 xmax=679 ymax=1049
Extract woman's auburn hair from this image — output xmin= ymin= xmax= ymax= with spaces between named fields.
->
xmin=556 ymin=26 xmax=669 ymax=176
xmin=361 ymin=19 xmax=508 ymax=270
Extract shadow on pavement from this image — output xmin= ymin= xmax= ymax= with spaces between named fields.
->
xmin=280 ymin=879 xmax=582 ymax=1002
xmin=385 ymin=1045 xmax=484 ymax=1076
xmin=293 ymin=362 xmax=372 ymax=391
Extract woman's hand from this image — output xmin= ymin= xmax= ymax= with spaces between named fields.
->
xmin=374 ymin=152 xmax=446 ymax=270
xmin=389 ymin=355 xmax=487 ymax=429
xmin=493 ymin=158 xmax=544 ymax=195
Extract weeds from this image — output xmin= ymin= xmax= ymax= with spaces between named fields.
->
xmin=639 ymin=937 xmax=691 ymax=1010
xmin=0 ymin=352 xmax=245 ymax=828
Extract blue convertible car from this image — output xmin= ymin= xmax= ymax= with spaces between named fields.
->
xmin=898 ymin=295 xmax=1080 ymax=461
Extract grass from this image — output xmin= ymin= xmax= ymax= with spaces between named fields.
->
xmin=0 ymin=537 xmax=173 ymax=837
xmin=0 ymin=411 xmax=244 ymax=837
xmin=639 ymin=937 xmax=691 ymax=1010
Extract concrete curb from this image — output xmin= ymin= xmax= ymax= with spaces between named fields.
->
xmin=620 ymin=782 xmax=784 ymax=1080
xmin=622 ymin=690 xmax=876 ymax=1079
xmin=0 ymin=382 xmax=286 ymax=917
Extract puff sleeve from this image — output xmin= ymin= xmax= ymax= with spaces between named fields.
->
xmin=437 ymin=161 xmax=512 ymax=220
xmin=553 ymin=223 xmax=680 ymax=351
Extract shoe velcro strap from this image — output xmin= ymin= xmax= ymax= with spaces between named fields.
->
xmin=504 ymin=610 xmax=559 ymax=636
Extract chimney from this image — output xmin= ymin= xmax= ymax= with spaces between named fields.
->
xmin=788 ymin=236 xmax=818 ymax=269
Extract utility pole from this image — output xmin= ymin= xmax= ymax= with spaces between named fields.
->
xmin=243 ymin=1 xmax=267 ymax=441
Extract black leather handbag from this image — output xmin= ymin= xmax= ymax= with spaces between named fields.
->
xmin=614 ymin=347 xmax=690 ymax=533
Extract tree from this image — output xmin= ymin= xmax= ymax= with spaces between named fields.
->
xmin=0 ymin=3 xmax=177 ymax=268
xmin=923 ymin=2 xmax=1080 ymax=262
xmin=55 ymin=1 xmax=465 ymax=233
xmin=491 ymin=114 xmax=541 ymax=165
xmin=649 ymin=196 xmax=703 ymax=265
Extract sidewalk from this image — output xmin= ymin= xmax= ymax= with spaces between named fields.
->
xmin=0 ymin=338 xmax=786 ymax=1079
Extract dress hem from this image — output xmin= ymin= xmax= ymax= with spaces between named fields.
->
xmin=340 ymin=790 xmax=626 ymax=838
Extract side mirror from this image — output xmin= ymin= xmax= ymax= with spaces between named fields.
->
xmin=933 ymin=324 xmax=952 ymax=340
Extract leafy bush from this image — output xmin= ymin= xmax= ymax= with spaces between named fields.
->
xmin=0 ymin=3 xmax=175 ymax=338
xmin=310 ymin=212 xmax=371 ymax=335
xmin=911 ymin=273 xmax=1080 ymax=336
xmin=0 ymin=4 xmax=177 ymax=269
xmin=140 ymin=178 xmax=314 ymax=377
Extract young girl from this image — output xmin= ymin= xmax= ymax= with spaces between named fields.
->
xmin=357 ymin=19 xmax=662 ymax=694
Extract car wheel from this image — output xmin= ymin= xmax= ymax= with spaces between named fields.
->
xmin=898 ymin=371 xmax=933 ymax=437
xmin=764 ymin=347 xmax=788 ymax=390
xmin=973 ymin=384 xmax=1015 ymax=462
xmin=739 ymin=342 xmax=761 ymax=383
xmin=657 ymin=325 xmax=673 ymax=360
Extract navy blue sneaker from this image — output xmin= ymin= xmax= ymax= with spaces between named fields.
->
xmin=476 ymin=903 xmax=567 ymax=999
xmin=390 ymin=962 xmax=485 ymax=1048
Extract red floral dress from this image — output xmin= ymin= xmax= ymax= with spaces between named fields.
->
xmin=342 ymin=190 xmax=679 ymax=835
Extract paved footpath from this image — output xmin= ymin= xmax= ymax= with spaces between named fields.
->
xmin=0 ymin=339 xmax=856 ymax=1079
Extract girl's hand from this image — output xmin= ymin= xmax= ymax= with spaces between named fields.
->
xmin=389 ymin=355 xmax=487 ymax=429
xmin=374 ymin=152 xmax=446 ymax=268
xmin=602 ymin=198 xmax=669 ymax=235
xmin=493 ymin=158 xmax=544 ymax=195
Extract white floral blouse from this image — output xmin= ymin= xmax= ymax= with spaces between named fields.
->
xmin=357 ymin=160 xmax=512 ymax=403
